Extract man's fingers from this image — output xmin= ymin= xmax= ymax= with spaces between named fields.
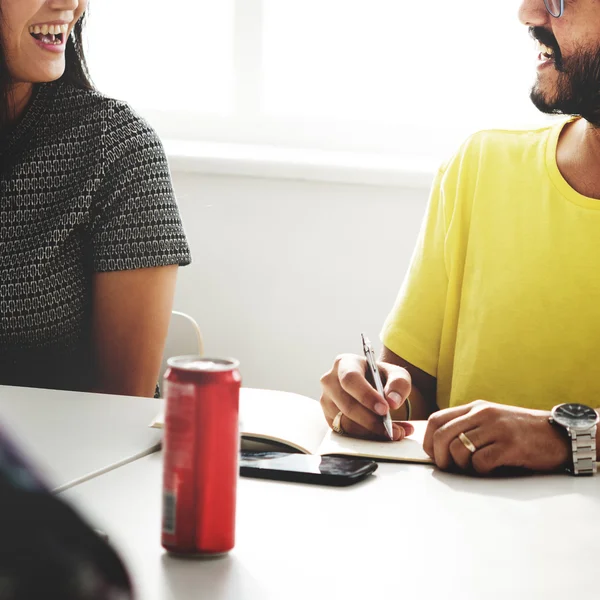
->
xmin=321 ymin=394 xmax=378 ymax=439
xmin=472 ymin=443 xmax=507 ymax=475
xmin=393 ymin=421 xmax=415 ymax=437
xmin=321 ymin=395 xmax=410 ymax=441
xmin=320 ymin=354 xmax=414 ymax=441
xmin=332 ymin=412 xmax=374 ymax=440
xmin=381 ymin=365 xmax=412 ymax=411
xmin=321 ymin=379 xmax=400 ymax=439
xmin=337 ymin=385 xmax=392 ymax=433
xmin=335 ymin=400 xmax=408 ymax=441
xmin=320 ymin=394 xmax=340 ymax=424
xmin=448 ymin=433 xmax=474 ymax=471
xmin=338 ymin=415 xmax=409 ymax=442
xmin=448 ymin=428 xmax=492 ymax=471
xmin=337 ymin=355 xmax=389 ymax=416
xmin=423 ymin=404 xmax=476 ymax=459
xmin=431 ymin=411 xmax=493 ymax=468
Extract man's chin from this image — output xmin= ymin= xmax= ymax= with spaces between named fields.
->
xmin=530 ymin=83 xmax=565 ymax=116
xmin=529 ymin=45 xmax=600 ymax=126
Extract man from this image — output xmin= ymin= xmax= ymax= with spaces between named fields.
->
xmin=320 ymin=0 xmax=600 ymax=476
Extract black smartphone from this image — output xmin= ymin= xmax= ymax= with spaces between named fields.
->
xmin=239 ymin=451 xmax=378 ymax=486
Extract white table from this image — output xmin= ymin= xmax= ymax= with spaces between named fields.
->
xmin=63 ymin=448 xmax=600 ymax=600
xmin=0 ymin=385 xmax=162 ymax=490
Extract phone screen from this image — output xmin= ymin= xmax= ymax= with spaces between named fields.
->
xmin=239 ymin=451 xmax=378 ymax=486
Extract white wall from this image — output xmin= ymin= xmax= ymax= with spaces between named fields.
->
xmin=169 ymin=171 xmax=430 ymax=400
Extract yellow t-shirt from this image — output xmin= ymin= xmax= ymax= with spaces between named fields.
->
xmin=381 ymin=118 xmax=600 ymax=412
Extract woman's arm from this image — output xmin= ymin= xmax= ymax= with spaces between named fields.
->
xmin=90 ymin=265 xmax=178 ymax=397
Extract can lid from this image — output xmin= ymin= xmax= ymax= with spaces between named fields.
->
xmin=167 ymin=356 xmax=240 ymax=372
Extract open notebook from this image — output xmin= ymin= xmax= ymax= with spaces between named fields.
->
xmin=150 ymin=389 xmax=433 ymax=464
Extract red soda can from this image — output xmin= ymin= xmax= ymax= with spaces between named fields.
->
xmin=161 ymin=356 xmax=241 ymax=556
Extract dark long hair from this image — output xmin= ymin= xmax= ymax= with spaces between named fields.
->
xmin=0 ymin=10 xmax=94 ymax=131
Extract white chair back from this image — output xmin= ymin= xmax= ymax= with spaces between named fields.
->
xmin=159 ymin=310 xmax=204 ymax=392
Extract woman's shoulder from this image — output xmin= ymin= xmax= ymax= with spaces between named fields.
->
xmin=50 ymin=82 xmax=157 ymax=138
xmin=50 ymin=82 xmax=164 ymax=158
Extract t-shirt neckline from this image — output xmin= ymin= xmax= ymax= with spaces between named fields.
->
xmin=0 ymin=82 xmax=56 ymax=158
xmin=546 ymin=116 xmax=600 ymax=210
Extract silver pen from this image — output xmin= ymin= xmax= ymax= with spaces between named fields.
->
xmin=361 ymin=333 xmax=394 ymax=440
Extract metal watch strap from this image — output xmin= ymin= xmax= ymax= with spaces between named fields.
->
xmin=570 ymin=426 xmax=597 ymax=475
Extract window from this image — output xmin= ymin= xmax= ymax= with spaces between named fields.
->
xmin=85 ymin=1 xmax=554 ymax=163
xmin=86 ymin=0 xmax=235 ymax=114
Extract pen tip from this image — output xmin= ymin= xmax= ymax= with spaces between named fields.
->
xmin=384 ymin=419 xmax=394 ymax=441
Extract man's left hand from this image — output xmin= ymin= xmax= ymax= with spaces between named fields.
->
xmin=423 ymin=400 xmax=571 ymax=475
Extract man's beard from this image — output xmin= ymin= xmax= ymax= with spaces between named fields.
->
xmin=529 ymin=27 xmax=600 ymax=127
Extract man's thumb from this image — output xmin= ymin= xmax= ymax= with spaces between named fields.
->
xmin=382 ymin=366 xmax=411 ymax=410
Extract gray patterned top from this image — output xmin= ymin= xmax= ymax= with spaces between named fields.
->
xmin=0 ymin=82 xmax=191 ymax=393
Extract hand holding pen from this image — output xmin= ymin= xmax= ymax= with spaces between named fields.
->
xmin=319 ymin=336 xmax=414 ymax=441
xmin=361 ymin=334 xmax=395 ymax=440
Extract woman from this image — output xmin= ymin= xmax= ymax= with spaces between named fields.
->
xmin=0 ymin=0 xmax=191 ymax=397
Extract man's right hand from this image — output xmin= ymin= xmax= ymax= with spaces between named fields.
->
xmin=319 ymin=354 xmax=414 ymax=441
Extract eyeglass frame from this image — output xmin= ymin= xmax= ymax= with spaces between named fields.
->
xmin=544 ymin=0 xmax=564 ymax=18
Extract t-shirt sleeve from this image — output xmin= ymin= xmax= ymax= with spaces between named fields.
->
xmin=91 ymin=103 xmax=191 ymax=272
xmin=380 ymin=166 xmax=451 ymax=377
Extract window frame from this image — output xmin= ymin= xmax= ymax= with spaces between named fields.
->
xmin=89 ymin=0 xmax=557 ymax=163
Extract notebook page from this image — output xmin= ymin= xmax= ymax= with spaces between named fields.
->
xmin=317 ymin=420 xmax=433 ymax=464
xmin=150 ymin=389 xmax=329 ymax=455
xmin=239 ymin=389 xmax=329 ymax=454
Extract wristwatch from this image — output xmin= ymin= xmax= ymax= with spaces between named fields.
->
xmin=550 ymin=403 xmax=599 ymax=475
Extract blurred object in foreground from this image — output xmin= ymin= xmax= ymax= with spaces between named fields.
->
xmin=0 ymin=425 xmax=133 ymax=600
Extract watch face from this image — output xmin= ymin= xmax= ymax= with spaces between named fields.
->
xmin=553 ymin=404 xmax=599 ymax=430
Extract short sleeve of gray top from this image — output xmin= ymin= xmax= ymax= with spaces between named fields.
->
xmin=0 ymin=82 xmax=191 ymax=393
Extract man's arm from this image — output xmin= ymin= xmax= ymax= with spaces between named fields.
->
xmin=380 ymin=346 xmax=438 ymax=420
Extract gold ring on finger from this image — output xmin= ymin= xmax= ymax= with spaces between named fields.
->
xmin=458 ymin=432 xmax=477 ymax=454
xmin=332 ymin=411 xmax=345 ymax=435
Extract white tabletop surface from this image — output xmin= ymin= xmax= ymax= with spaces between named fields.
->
xmin=0 ymin=385 xmax=162 ymax=490
xmin=63 ymin=449 xmax=600 ymax=600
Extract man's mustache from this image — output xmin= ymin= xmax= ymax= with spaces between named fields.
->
xmin=529 ymin=26 xmax=564 ymax=70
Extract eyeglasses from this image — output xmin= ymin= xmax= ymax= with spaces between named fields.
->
xmin=544 ymin=0 xmax=564 ymax=18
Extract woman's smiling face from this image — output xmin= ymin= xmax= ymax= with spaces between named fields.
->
xmin=1 ymin=0 xmax=87 ymax=84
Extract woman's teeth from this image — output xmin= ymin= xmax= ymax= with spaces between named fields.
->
xmin=29 ymin=23 xmax=69 ymax=36
xmin=28 ymin=23 xmax=68 ymax=45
